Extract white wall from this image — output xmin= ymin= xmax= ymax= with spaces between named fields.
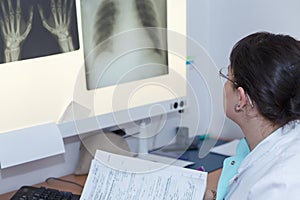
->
xmin=187 ymin=0 xmax=300 ymax=139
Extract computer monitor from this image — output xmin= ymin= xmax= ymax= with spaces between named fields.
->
xmin=71 ymin=0 xmax=186 ymax=133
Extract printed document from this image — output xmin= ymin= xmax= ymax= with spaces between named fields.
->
xmin=80 ymin=150 xmax=207 ymax=200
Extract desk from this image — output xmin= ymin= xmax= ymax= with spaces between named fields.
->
xmin=152 ymin=138 xmax=229 ymax=172
xmin=1 ymin=138 xmax=228 ymax=199
xmin=0 ymin=169 xmax=222 ymax=199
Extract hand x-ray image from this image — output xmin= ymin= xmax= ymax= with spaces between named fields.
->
xmin=81 ymin=0 xmax=168 ymax=89
xmin=0 ymin=0 xmax=79 ymax=64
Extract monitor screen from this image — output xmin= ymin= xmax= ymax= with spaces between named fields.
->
xmin=0 ymin=0 xmax=186 ymax=135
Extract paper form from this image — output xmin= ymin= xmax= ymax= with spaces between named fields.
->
xmin=80 ymin=150 xmax=207 ymax=200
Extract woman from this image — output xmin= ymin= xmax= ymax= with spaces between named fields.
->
xmin=206 ymin=32 xmax=300 ymax=199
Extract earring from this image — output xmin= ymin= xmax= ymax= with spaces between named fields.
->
xmin=234 ymin=104 xmax=241 ymax=112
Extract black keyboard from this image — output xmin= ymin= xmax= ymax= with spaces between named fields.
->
xmin=10 ymin=186 xmax=81 ymax=200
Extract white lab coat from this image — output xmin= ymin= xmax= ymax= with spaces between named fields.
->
xmin=225 ymin=120 xmax=300 ymax=200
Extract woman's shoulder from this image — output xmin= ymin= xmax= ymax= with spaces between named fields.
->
xmin=249 ymin=158 xmax=300 ymax=199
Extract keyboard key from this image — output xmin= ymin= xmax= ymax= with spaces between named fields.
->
xmin=10 ymin=186 xmax=80 ymax=200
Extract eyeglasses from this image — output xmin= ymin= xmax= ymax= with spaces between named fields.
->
xmin=219 ymin=67 xmax=254 ymax=108
xmin=219 ymin=67 xmax=239 ymax=87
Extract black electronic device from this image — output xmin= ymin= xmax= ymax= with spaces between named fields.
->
xmin=10 ymin=186 xmax=80 ymax=200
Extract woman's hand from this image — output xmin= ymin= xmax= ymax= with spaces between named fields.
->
xmin=203 ymin=190 xmax=216 ymax=200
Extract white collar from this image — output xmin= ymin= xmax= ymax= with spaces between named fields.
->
xmin=238 ymin=120 xmax=300 ymax=173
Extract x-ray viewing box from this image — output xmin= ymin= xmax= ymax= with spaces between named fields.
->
xmin=0 ymin=0 xmax=187 ymax=168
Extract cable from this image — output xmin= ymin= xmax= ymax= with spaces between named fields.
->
xmin=45 ymin=177 xmax=84 ymax=189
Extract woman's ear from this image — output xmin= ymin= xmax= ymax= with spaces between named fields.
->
xmin=237 ymin=87 xmax=247 ymax=109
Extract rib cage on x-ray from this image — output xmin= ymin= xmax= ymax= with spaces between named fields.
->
xmin=94 ymin=0 xmax=118 ymax=51
xmin=93 ymin=0 xmax=164 ymax=55
xmin=135 ymin=0 xmax=163 ymax=55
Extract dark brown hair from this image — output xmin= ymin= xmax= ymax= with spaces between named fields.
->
xmin=230 ymin=32 xmax=300 ymax=125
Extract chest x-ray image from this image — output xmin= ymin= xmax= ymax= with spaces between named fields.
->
xmin=81 ymin=0 xmax=168 ymax=89
xmin=0 ymin=0 xmax=79 ymax=64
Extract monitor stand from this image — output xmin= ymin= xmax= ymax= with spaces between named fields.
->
xmin=136 ymin=121 xmax=194 ymax=167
